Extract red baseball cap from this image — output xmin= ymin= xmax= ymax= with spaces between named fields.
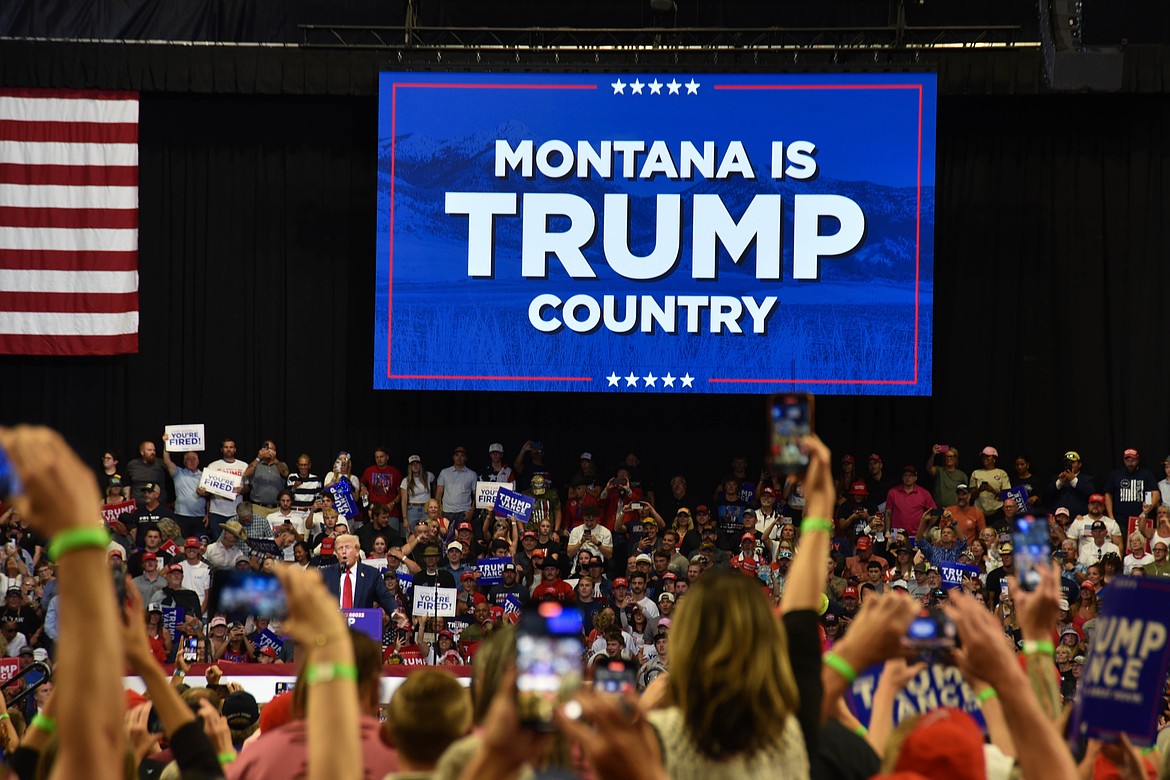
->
xmin=320 ymin=538 xmax=335 ymax=555
xmin=457 ymin=522 xmax=473 ymax=532
xmin=184 ymin=537 xmax=200 ymax=548
xmin=843 ymin=586 xmax=859 ymax=598
xmin=849 ymin=481 xmax=869 ymax=496
xmin=613 ymin=577 xmax=629 ymax=588
xmin=1089 ymin=494 xmax=1106 ymax=504
xmin=855 ymin=536 xmax=872 ymax=550
xmin=892 ymin=708 xmax=985 ymax=780
xmin=741 ymin=532 xmax=755 ymax=543
xmin=1124 ymin=448 xmax=1139 ymax=459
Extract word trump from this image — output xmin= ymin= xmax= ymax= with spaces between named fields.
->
xmin=445 ymin=137 xmax=867 ymax=336
xmin=1085 ymin=616 xmax=1168 ymax=692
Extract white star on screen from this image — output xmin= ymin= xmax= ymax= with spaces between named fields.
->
xmin=625 ymin=372 xmax=640 ymax=387
xmin=611 ymin=78 xmax=627 ymax=95
xmin=643 ymin=372 xmax=658 ymax=387
xmin=661 ymin=373 xmax=676 ymax=387
xmin=666 ymin=79 xmax=682 ymax=95
xmin=681 ymin=373 xmax=695 ymax=387
xmin=630 ymin=78 xmax=645 ymax=95
xmin=607 ymin=372 xmax=620 ymax=387
xmin=685 ymin=79 xmax=700 ymax=95
xmin=648 ymin=79 xmax=663 ymax=95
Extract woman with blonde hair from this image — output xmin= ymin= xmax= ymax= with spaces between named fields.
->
xmin=1124 ymin=530 xmax=1153 ymax=574
xmin=648 ymin=570 xmax=806 ymax=776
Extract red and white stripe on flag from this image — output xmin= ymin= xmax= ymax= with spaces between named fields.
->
xmin=0 ymin=88 xmax=139 ymax=356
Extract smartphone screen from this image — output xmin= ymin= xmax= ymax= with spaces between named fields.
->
xmin=594 ymin=659 xmax=638 ymax=694
xmin=209 ymin=570 xmax=288 ymax=620
xmin=516 ymin=602 xmax=584 ymax=730
xmin=1012 ymin=517 xmax=1050 ymax=591
xmin=768 ymin=394 xmax=814 ymax=473
xmin=904 ymin=608 xmax=957 ymax=663
xmin=183 ymin=637 xmax=199 ymax=663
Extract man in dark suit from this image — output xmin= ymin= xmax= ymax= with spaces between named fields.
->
xmin=321 ymin=534 xmax=396 ymax=611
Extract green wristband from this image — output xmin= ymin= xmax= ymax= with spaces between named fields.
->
xmin=1022 ymin=640 xmax=1054 ymax=656
xmin=0 ymin=712 xmax=10 ymax=722
xmin=977 ymin=687 xmax=997 ymax=703
xmin=801 ymin=518 xmax=834 ymax=535
xmin=305 ymin=662 xmax=358 ymax=685
xmin=217 ymin=752 xmax=237 ymax=766
xmin=853 ymin=724 xmax=868 ymax=736
xmin=47 ymin=527 xmax=110 ymax=562
xmin=31 ymin=713 xmax=56 ymax=734
xmin=822 ymin=651 xmax=858 ymax=683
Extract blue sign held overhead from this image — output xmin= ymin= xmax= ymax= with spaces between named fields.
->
xmin=494 ymin=488 xmax=534 ymax=524
xmin=375 ymin=72 xmax=936 ymax=396
xmin=848 ymin=663 xmax=986 ymax=730
xmin=328 ymin=481 xmax=359 ymax=520
xmin=939 ymin=562 xmax=980 ymax=589
xmin=476 ymin=556 xmax=513 ymax=586
xmin=1074 ymin=575 xmax=1170 ymax=746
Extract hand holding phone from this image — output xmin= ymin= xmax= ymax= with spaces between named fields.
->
xmin=768 ymin=394 xmax=814 ymax=474
xmin=516 ymin=603 xmax=584 ymax=731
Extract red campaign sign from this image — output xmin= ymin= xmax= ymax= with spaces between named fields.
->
xmin=0 ymin=658 xmax=20 ymax=682
xmin=102 ymin=500 xmax=137 ymax=527
xmin=160 ymin=539 xmax=179 ymax=556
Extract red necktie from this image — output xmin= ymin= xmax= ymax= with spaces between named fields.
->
xmin=342 ymin=569 xmax=354 ymax=609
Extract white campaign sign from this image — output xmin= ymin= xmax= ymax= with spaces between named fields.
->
xmin=476 ymin=481 xmax=514 ymax=510
xmin=199 ymin=468 xmax=242 ymax=500
xmin=164 ymin=424 xmax=205 ymax=452
xmin=411 ymin=586 xmax=457 ymax=617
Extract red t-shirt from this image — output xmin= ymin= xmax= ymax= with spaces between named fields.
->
xmin=362 ymin=465 xmax=403 ymax=515
xmin=531 ymin=579 xmax=576 ymax=603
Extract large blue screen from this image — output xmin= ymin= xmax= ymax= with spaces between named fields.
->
xmin=375 ymin=72 xmax=936 ymax=395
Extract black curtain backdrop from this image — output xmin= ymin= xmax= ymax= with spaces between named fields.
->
xmin=2 ymin=88 xmax=1169 ymax=493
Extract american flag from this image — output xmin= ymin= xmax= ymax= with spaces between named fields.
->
xmin=0 ymin=88 xmax=139 ymax=356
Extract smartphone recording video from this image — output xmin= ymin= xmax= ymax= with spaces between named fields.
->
xmin=516 ymin=602 xmax=584 ymax=731
xmin=768 ymin=393 xmax=814 ymax=474
xmin=208 ymin=571 xmax=288 ymax=620
xmin=1012 ymin=517 xmax=1050 ymax=591
xmin=594 ymin=658 xmax=638 ymax=695
xmin=904 ymin=607 xmax=957 ymax=664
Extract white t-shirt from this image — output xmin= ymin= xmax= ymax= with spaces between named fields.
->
xmin=1067 ymin=515 xmax=1122 ymax=555
xmin=1124 ymin=552 xmax=1154 ymax=574
xmin=205 ymin=459 xmax=246 ymax=517
xmin=568 ymin=523 xmax=613 ymax=550
xmin=180 ymin=559 xmax=212 ymax=603
xmin=1077 ymin=540 xmax=1121 ymax=568
xmin=404 ymin=472 xmax=435 ymax=504
xmin=267 ymin=509 xmax=308 ymax=537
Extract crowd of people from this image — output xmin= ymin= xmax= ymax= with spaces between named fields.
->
xmin=0 ymin=428 xmax=1169 ymax=779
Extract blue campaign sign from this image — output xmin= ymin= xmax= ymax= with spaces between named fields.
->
xmin=328 ymin=481 xmax=359 ymax=519
xmin=1075 ymin=575 xmax=1170 ymax=746
xmin=342 ymin=608 xmax=384 ymax=644
xmin=476 ymin=556 xmax=512 ymax=586
xmin=397 ymin=572 xmax=413 ymax=595
xmin=939 ymin=562 xmax=980 ymax=589
xmin=502 ymin=594 xmax=523 ymax=614
xmin=849 ymin=663 xmax=985 ymax=729
xmin=494 ymin=488 xmax=535 ymax=523
xmin=1001 ymin=486 xmax=1028 ymax=508
xmin=163 ymin=607 xmax=184 ymax=647
xmin=255 ymin=628 xmax=284 ymax=653
xmin=375 ymin=73 xmax=936 ymax=396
